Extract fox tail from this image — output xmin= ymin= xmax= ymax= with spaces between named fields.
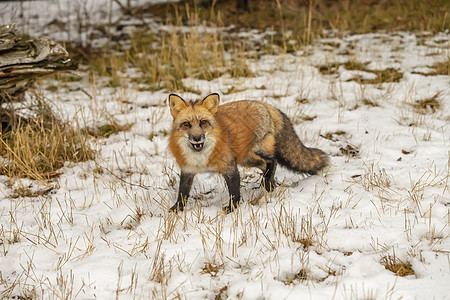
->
xmin=275 ymin=111 xmax=329 ymax=175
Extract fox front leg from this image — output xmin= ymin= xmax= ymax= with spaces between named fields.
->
xmin=170 ymin=172 xmax=195 ymax=212
xmin=222 ymin=163 xmax=241 ymax=213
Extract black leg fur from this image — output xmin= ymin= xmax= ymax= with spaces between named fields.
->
xmin=170 ymin=172 xmax=195 ymax=212
xmin=255 ymin=152 xmax=277 ymax=192
xmin=223 ymin=163 xmax=241 ymax=213
xmin=262 ymin=158 xmax=277 ymax=192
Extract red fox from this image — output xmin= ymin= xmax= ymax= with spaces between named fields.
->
xmin=168 ymin=93 xmax=329 ymax=212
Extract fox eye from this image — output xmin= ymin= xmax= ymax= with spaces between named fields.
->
xmin=181 ymin=121 xmax=191 ymax=128
xmin=200 ymin=120 xmax=208 ymax=126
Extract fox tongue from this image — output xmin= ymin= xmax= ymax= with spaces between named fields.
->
xmin=193 ymin=143 xmax=203 ymax=151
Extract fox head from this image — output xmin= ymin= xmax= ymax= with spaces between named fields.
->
xmin=169 ymin=93 xmax=219 ymax=157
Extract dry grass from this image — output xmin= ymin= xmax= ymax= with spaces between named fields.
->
xmin=145 ymin=0 xmax=449 ymax=45
xmin=365 ymin=68 xmax=403 ymax=84
xmin=318 ymin=61 xmax=404 ymax=84
xmin=214 ymin=286 xmax=228 ymax=300
xmin=321 ymin=130 xmax=346 ymax=141
xmin=64 ymin=0 xmax=443 ymax=93
xmin=92 ymin=119 xmax=133 ymax=139
xmin=282 ymin=269 xmax=308 ymax=285
xmin=361 ymin=98 xmax=379 ymax=107
xmin=381 ymin=254 xmax=415 ymax=277
xmin=317 ymin=62 xmax=341 ymax=75
xmin=201 ymin=262 xmax=224 ymax=277
xmin=356 ymin=164 xmax=393 ymax=192
xmin=0 ymin=101 xmax=94 ymax=181
xmin=134 ymin=24 xmax=253 ymax=90
xmin=412 ymin=93 xmax=441 ymax=114
xmin=82 ymin=16 xmax=254 ymax=92
xmin=89 ymin=52 xmax=129 ymax=88
xmin=429 ymin=57 xmax=450 ymax=75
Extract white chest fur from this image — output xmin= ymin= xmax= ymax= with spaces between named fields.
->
xmin=178 ymin=135 xmax=216 ymax=173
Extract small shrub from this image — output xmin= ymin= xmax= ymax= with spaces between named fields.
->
xmin=381 ymin=255 xmax=415 ymax=277
xmin=283 ymin=269 xmax=308 ymax=285
xmin=413 ymin=94 xmax=441 ymax=114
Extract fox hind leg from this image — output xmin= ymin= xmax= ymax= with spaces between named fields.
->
xmin=254 ymin=133 xmax=277 ymax=192
xmin=262 ymin=156 xmax=277 ymax=192
xmin=255 ymin=152 xmax=277 ymax=192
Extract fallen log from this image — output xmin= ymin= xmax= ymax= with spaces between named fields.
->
xmin=0 ymin=23 xmax=77 ymax=102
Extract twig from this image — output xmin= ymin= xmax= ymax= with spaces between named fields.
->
xmin=95 ymin=160 xmax=151 ymax=191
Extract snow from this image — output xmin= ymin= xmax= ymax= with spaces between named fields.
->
xmin=1 ymin=1 xmax=449 ymax=299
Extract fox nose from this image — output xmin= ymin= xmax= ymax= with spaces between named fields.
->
xmin=192 ymin=135 xmax=202 ymax=142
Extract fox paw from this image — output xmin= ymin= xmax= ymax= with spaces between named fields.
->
xmin=169 ymin=203 xmax=184 ymax=212
xmin=223 ymin=203 xmax=239 ymax=214
xmin=261 ymin=178 xmax=276 ymax=193
xmin=262 ymin=182 xmax=276 ymax=193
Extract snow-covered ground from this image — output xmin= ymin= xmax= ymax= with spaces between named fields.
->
xmin=1 ymin=1 xmax=449 ymax=299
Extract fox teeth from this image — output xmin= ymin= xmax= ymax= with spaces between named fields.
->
xmin=192 ymin=143 xmax=204 ymax=152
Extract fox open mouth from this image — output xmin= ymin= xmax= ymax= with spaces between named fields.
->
xmin=191 ymin=142 xmax=204 ymax=152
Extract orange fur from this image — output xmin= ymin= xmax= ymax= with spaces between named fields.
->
xmin=168 ymin=94 xmax=281 ymax=174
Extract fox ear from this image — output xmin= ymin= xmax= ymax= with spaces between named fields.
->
xmin=201 ymin=93 xmax=220 ymax=114
xmin=169 ymin=94 xmax=187 ymax=118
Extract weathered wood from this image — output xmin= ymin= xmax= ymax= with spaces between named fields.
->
xmin=0 ymin=24 xmax=77 ymax=102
